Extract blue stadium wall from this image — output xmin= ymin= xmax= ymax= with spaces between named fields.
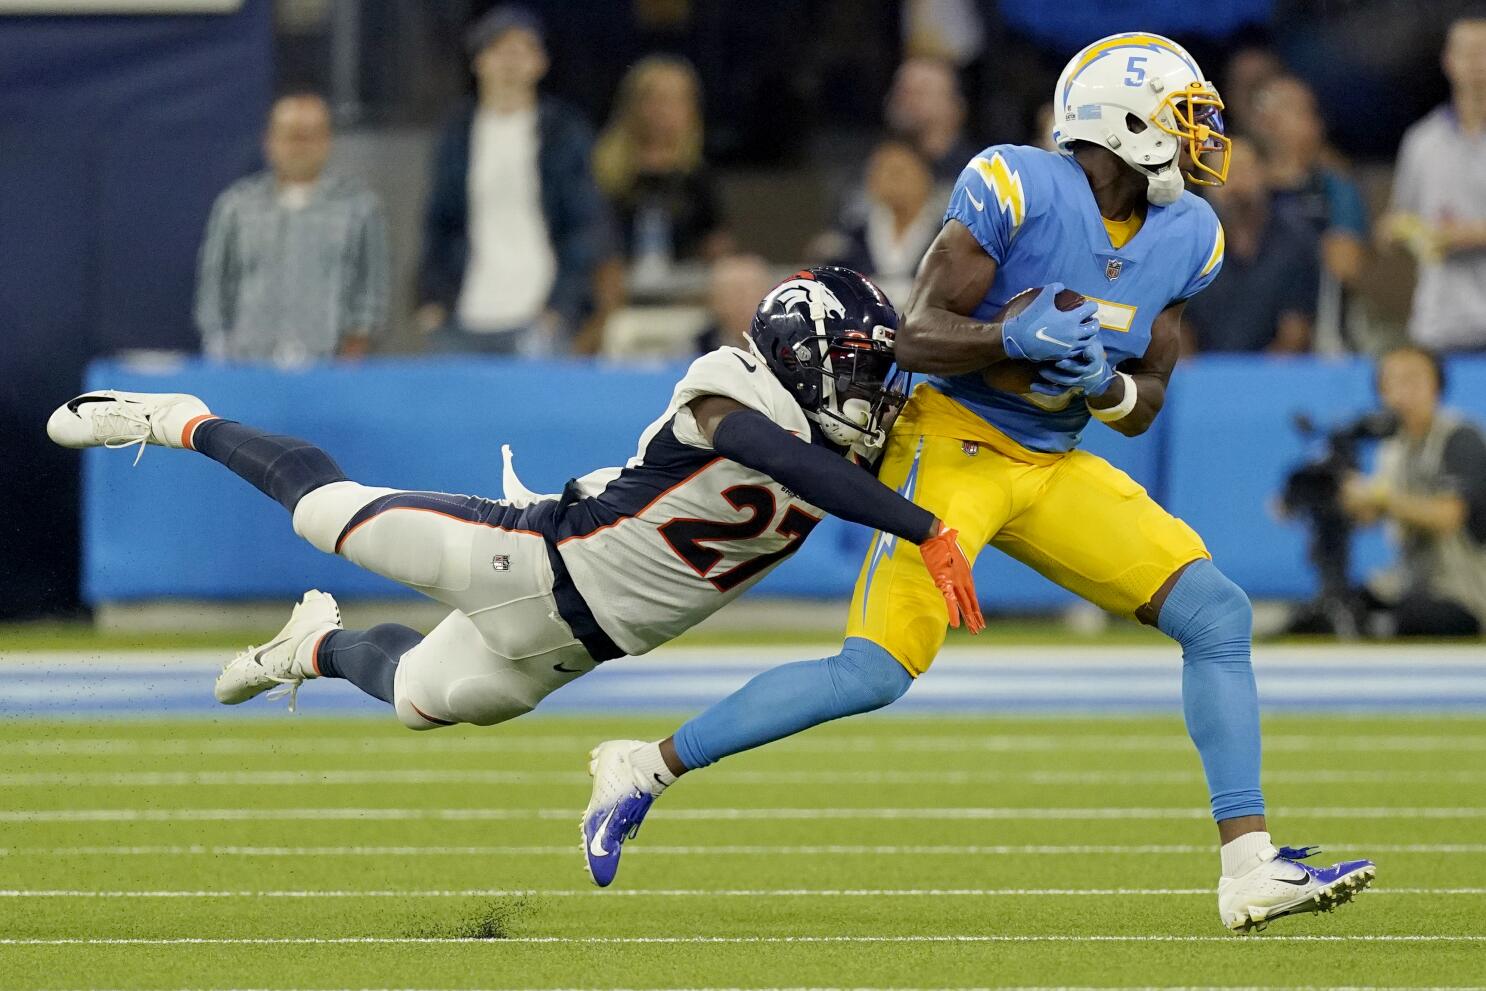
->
xmin=0 ymin=3 xmax=272 ymax=616
xmin=80 ymin=354 xmax=1486 ymax=609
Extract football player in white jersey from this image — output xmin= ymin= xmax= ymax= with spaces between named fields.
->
xmin=47 ymin=266 xmax=980 ymax=741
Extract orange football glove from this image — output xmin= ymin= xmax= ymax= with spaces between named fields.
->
xmin=919 ymin=524 xmax=985 ymax=634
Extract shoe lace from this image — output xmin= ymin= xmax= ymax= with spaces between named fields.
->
xmin=228 ymin=643 xmax=305 ymax=713
xmin=263 ymin=675 xmax=305 ymax=713
xmin=98 ymin=407 xmax=154 ymax=466
xmin=1276 ymin=844 xmax=1321 ymax=861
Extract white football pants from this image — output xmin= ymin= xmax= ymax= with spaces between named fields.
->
xmin=291 ymin=480 xmax=597 ymax=729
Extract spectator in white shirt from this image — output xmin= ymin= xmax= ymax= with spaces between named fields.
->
xmin=1379 ymin=15 xmax=1486 ymax=352
xmin=417 ymin=6 xmax=608 ymax=356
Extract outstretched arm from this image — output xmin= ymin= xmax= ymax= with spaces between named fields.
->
xmin=692 ymin=396 xmax=935 ymax=542
xmin=690 ymin=394 xmax=982 ymax=632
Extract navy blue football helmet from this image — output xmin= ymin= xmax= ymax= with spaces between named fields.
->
xmin=747 ymin=266 xmax=907 ymax=448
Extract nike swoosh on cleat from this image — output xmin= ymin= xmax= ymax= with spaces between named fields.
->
xmin=733 ymin=353 xmax=757 ymax=373
xmin=66 ymin=395 xmax=121 ymax=414
xmin=588 ymin=806 xmax=618 ymax=858
xmin=653 ymin=772 xmax=668 ymax=787
xmin=1275 ymin=872 xmax=1313 ymax=886
xmin=1034 ymin=327 xmax=1071 ymax=348
xmin=553 ymin=662 xmax=584 ymax=674
xmin=252 ymin=638 xmax=290 ymax=664
xmin=966 ymin=189 xmax=985 ymax=211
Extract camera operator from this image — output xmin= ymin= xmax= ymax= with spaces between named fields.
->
xmin=1341 ymin=346 xmax=1486 ymax=636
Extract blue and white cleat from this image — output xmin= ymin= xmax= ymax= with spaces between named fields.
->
xmin=581 ymin=740 xmax=664 ymax=887
xmin=1218 ymin=844 xmax=1376 ymax=933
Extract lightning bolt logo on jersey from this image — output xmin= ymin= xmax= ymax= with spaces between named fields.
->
xmin=933 ymin=143 xmax=1224 ymax=453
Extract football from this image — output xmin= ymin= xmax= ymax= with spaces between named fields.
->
xmin=981 ymin=286 xmax=1089 ymax=395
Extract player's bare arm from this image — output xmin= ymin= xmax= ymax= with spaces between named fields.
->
xmin=895 ymin=221 xmax=1005 ymax=374
xmin=899 ymin=221 xmax=1102 ymax=378
xmin=1085 ymin=300 xmax=1185 ymax=437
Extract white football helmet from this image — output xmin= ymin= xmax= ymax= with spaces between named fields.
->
xmin=1052 ymin=32 xmax=1230 ymax=205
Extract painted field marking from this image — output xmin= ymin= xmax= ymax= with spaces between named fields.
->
xmin=3 ymin=732 xmax=1486 ymax=757
xmin=3 ymin=935 xmax=1484 ymax=945
xmin=2 ymin=806 xmax=1483 ymax=823
xmin=36 ymin=987 xmax=1486 ymax=991
xmin=3 ymin=768 xmax=1484 ymax=787
xmin=0 ymin=887 xmax=1473 ymax=898
xmin=3 ymin=842 xmax=1478 ymax=857
xmin=32 ymin=987 xmax=1486 ymax=991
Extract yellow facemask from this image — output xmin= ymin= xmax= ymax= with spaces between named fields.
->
xmin=1152 ymin=81 xmax=1231 ymax=186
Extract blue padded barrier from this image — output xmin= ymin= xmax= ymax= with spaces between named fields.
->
xmin=81 ymin=355 xmax=1486 ymax=609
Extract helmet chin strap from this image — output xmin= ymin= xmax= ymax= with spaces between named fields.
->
xmin=1120 ymin=147 xmax=1184 ymax=206
xmin=817 ymin=396 xmax=873 ymax=447
xmin=1146 ymin=166 xmax=1184 ymax=205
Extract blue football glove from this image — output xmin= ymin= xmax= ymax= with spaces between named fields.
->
xmin=1000 ymin=283 xmax=1100 ymax=362
xmin=1030 ymin=340 xmax=1115 ymax=398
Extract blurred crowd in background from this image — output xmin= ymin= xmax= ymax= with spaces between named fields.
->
xmin=205 ymin=0 xmax=1486 ymax=366
xmin=5 ymin=0 xmax=1486 ymax=625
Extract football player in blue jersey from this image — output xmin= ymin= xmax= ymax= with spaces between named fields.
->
xmin=582 ymin=32 xmax=1377 ymax=932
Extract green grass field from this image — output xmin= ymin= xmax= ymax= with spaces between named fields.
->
xmin=1 ymin=713 xmax=1483 ymax=989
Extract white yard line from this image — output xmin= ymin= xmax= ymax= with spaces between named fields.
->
xmin=3 ymin=733 xmax=1485 ymax=756
xmin=3 ymin=768 xmax=1484 ymax=787
xmin=1 ymin=806 xmax=1482 ymax=823
xmin=0 ymin=887 xmax=1472 ymax=898
xmin=2 ymin=935 xmax=1483 ymax=945
xmin=4 ymin=842 xmax=1478 ymax=857
xmin=38 ymin=987 xmax=1486 ymax=991
xmin=34 ymin=987 xmax=1486 ymax=991
xmin=36 ymin=987 xmax=1486 ymax=991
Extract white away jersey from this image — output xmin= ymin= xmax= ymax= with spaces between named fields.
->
xmin=549 ymin=347 xmax=822 ymax=656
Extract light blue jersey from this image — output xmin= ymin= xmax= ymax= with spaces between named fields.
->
xmin=929 ymin=144 xmax=1225 ymax=453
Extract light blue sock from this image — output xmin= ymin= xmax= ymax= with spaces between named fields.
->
xmin=672 ymin=637 xmax=912 ymax=770
xmin=1158 ymin=558 xmax=1265 ymax=821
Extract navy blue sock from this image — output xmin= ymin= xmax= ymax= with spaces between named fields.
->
xmin=315 ymin=625 xmax=423 ymax=705
xmin=192 ymin=419 xmax=348 ymax=513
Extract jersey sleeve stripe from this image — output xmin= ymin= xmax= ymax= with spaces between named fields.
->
xmin=1200 ymin=223 xmax=1225 ymax=277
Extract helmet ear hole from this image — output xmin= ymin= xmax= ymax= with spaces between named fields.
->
xmin=1125 ymin=113 xmax=1148 ymax=134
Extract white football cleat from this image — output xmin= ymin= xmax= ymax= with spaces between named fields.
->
xmin=215 ymin=590 xmax=342 ymax=712
xmin=47 ymin=390 xmax=212 ymax=462
xmin=1218 ymin=843 xmax=1376 ymax=933
xmin=581 ymin=740 xmax=665 ymax=887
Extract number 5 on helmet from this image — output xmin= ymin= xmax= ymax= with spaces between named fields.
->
xmin=919 ymin=526 xmax=985 ymax=634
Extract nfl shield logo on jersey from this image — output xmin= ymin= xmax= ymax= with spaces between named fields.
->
xmin=491 ymin=554 xmax=511 ymax=572
xmin=1105 ymin=258 xmax=1123 ymax=281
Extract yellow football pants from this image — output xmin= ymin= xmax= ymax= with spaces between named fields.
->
xmin=847 ymin=385 xmax=1209 ymax=675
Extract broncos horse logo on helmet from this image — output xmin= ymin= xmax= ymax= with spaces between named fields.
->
xmin=746 ymin=266 xmax=907 ymax=449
